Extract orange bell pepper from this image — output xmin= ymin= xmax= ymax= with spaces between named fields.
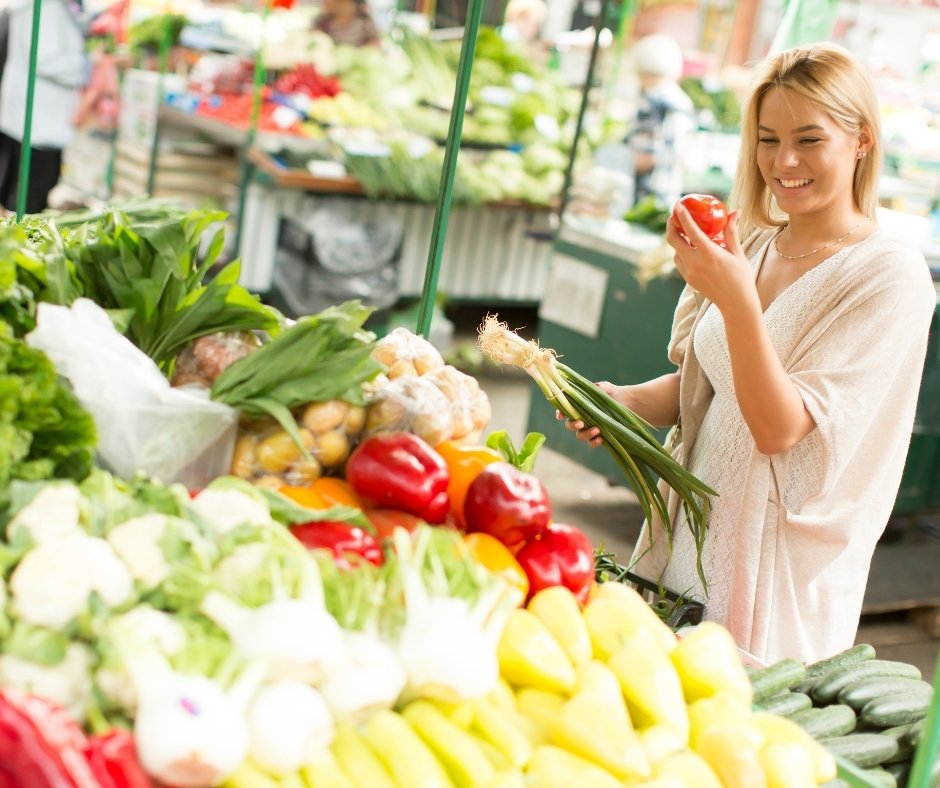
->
xmin=280 ymin=478 xmax=363 ymax=511
xmin=464 ymin=532 xmax=529 ymax=600
xmin=435 ymin=442 xmax=501 ymax=529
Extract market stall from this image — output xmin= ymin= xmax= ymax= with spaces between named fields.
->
xmin=2 ymin=0 xmax=940 ymax=786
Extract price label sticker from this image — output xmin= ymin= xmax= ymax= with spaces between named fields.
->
xmin=538 ymin=253 xmax=608 ymax=338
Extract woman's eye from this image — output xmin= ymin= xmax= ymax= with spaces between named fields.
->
xmin=800 ymin=138 xmax=821 ymax=145
xmin=758 ymin=137 xmax=778 ymax=144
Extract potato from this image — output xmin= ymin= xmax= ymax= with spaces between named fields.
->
xmin=315 ymin=430 xmax=351 ymax=467
xmin=302 ymin=400 xmax=348 ymax=434
xmin=231 ymin=434 xmax=258 ymax=478
xmin=255 ymin=431 xmax=303 ymax=474
xmin=342 ymin=405 xmax=367 ymax=434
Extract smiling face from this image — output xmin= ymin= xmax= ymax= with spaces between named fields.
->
xmin=756 ymin=86 xmax=871 ymax=221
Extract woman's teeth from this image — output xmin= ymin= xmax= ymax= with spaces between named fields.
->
xmin=779 ymin=179 xmax=812 ymax=188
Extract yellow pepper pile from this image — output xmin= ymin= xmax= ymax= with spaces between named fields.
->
xmin=225 ymin=582 xmax=837 ymax=787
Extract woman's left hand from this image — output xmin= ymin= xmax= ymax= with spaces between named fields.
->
xmin=667 ymin=204 xmax=757 ymax=314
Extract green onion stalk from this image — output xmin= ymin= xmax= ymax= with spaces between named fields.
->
xmin=477 ymin=316 xmax=715 ymax=588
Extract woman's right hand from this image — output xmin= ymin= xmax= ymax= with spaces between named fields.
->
xmin=555 ymin=381 xmax=627 ymax=447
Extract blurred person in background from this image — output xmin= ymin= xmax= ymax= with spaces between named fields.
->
xmin=0 ymin=0 xmax=88 ymax=214
xmin=624 ymin=33 xmax=695 ymax=208
xmin=501 ymin=0 xmax=546 ymax=44
xmin=313 ymin=0 xmax=380 ymax=48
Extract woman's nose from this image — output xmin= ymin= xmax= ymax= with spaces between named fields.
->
xmin=777 ymin=146 xmax=800 ymax=168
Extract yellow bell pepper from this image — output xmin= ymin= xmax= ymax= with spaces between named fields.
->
xmin=759 ymin=743 xmax=817 ymax=788
xmin=280 ymin=774 xmax=307 ymax=788
xmin=655 ymin=751 xmax=723 ymax=788
xmin=402 ymin=700 xmax=496 ymax=788
xmin=525 ymin=745 xmax=623 ymax=788
xmin=222 ymin=760 xmax=280 ymax=788
xmin=574 ymin=660 xmax=633 ymax=730
xmin=695 ymin=726 xmax=767 ymax=788
xmin=607 ymin=637 xmax=689 ymax=740
xmin=637 ymin=724 xmax=686 ymax=767
xmin=497 ymin=608 xmax=576 ymax=694
xmin=514 ymin=689 xmax=566 ymax=745
xmin=474 ymin=737 xmax=514 ymax=771
xmin=669 ymin=621 xmax=753 ymax=705
xmin=485 ymin=772 xmax=527 ymax=788
xmin=526 ymin=586 xmax=592 ymax=667
xmin=551 ymin=691 xmax=651 ymax=781
xmin=330 ymin=723 xmax=397 ymax=788
xmin=300 ymin=750 xmax=355 ymax=788
xmin=749 ymin=712 xmax=836 ymax=783
xmin=590 ymin=582 xmax=677 ymax=653
xmin=488 ymin=677 xmax=518 ymax=712
xmin=686 ymin=691 xmax=751 ymax=752
xmin=464 ymin=532 xmax=529 ymax=600
xmin=363 ymin=710 xmax=455 ymax=788
xmin=471 ymin=698 xmax=534 ymax=770
xmin=583 ymin=598 xmax=673 ymax=662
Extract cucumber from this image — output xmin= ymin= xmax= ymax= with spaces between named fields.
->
xmin=818 ymin=733 xmax=900 ymax=768
xmin=750 ymin=658 xmax=808 ymax=701
xmin=794 ymin=676 xmax=820 ymax=695
xmin=838 ymin=677 xmax=934 ymax=711
xmin=861 ymin=691 xmax=932 ymax=728
xmin=882 ymin=760 xmax=911 ymax=787
xmin=753 ymin=690 xmax=813 ymax=717
xmin=880 ymin=721 xmax=923 ymax=764
xmin=806 ymin=643 xmax=878 ymax=679
xmin=862 ymin=767 xmax=898 ymax=788
xmin=812 ymin=661 xmax=922 ymax=705
xmin=790 ymin=704 xmax=857 ymax=738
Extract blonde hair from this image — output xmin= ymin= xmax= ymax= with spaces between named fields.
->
xmin=730 ymin=43 xmax=882 ymax=238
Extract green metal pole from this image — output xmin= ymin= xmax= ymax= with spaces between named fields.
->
xmin=556 ymin=0 xmax=613 ymax=227
xmin=146 ymin=16 xmax=174 ymax=196
xmin=233 ymin=4 xmax=269 ymax=260
xmin=16 ymin=0 xmax=43 ymax=220
xmin=415 ymin=0 xmax=484 ymax=338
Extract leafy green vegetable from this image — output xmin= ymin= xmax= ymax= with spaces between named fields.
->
xmin=623 ymin=195 xmax=672 ymax=233
xmin=2 ymin=622 xmax=70 ymax=666
xmin=58 ymin=209 xmax=282 ymax=370
xmin=211 ymin=301 xmax=384 ymax=450
xmin=0 ymin=322 xmax=97 ymax=507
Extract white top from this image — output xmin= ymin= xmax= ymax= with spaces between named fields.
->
xmin=0 ymin=0 xmax=87 ymax=149
xmin=631 ymin=228 xmax=935 ymax=664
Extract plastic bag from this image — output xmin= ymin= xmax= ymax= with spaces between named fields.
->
xmin=422 ymin=365 xmax=492 ymax=442
xmin=26 ymin=299 xmax=238 ymax=489
xmin=371 ymin=326 xmax=444 ymax=379
xmin=171 ymin=331 xmax=261 ymax=389
xmin=364 ymin=375 xmax=453 ymax=447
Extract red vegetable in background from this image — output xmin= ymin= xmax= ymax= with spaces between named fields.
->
xmin=291 ymin=521 xmax=384 ymax=567
xmin=0 ymin=689 xmax=100 ymax=788
xmin=84 ymin=730 xmax=153 ymax=788
xmin=346 ymin=433 xmax=450 ymax=524
xmin=463 ymin=462 xmax=551 ymax=550
xmin=515 ymin=523 xmax=595 ymax=604
xmin=671 ymin=193 xmax=729 ymax=240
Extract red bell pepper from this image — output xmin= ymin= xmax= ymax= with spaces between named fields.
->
xmin=515 ymin=523 xmax=595 ymax=604
xmin=291 ymin=521 xmax=385 ymax=567
xmin=84 ymin=730 xmax=153 ymax=788
xmin=346 ymin=433 xmax=450 ymax=524
xmin=0 ymin=690 xmax=100 ymax=788
xmin=463 ymin=462 xmax=551 ymax=549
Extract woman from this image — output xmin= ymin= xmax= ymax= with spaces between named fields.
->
xmin=563 ymin=43 xmax=935 ymax=664
xmin=0 ymin=0 xmax=88 ymax=214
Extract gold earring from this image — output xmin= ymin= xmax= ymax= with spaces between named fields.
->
xmin=857 ymin=151 xmax=866 ymax=159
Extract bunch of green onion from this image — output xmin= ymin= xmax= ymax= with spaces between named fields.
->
xmin=477 ymin=316 xmax=715 ymax=584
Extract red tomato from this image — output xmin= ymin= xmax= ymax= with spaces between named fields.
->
xmin=515 ymin=523 xmax=595 ymax=604
xmin=290 ymin=521 xmax=384 ymax=567
xmin=671 ymin=193 xmax=729 ymax=240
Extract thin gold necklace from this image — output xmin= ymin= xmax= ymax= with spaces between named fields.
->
xmin=774 ymin=219 xmax=868 ymax=260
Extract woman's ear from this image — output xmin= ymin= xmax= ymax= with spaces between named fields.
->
xmin=857 ymin=124 xmax=875 ymax=156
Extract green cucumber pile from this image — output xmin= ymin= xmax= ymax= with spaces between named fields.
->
xmin=749 ymin=645 xmax=937 ymax=787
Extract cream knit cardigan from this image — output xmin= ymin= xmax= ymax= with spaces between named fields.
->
xmin=630 ymin=227 xmax=936 ymax=663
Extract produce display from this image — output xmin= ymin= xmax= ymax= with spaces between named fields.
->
xmin=751 ymin=646 xmax=939 ymax=787
xmin=0 ymin=201 xmax=938 ymax=787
